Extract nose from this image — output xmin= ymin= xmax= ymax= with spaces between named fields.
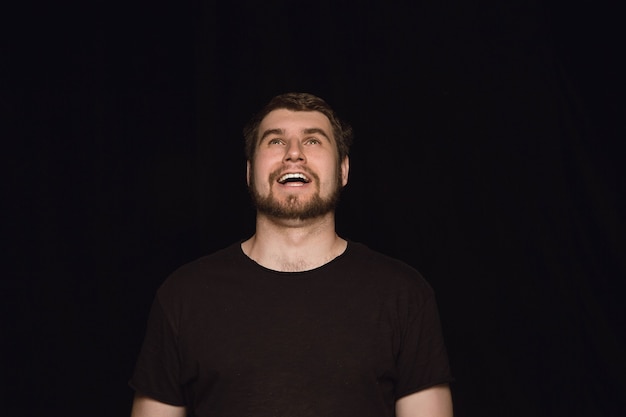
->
xmin=284 ymin=139 xmax=305 ymax=162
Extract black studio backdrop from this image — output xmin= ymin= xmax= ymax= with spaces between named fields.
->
xmin=4 ymin=1 xmax=625 ymax=416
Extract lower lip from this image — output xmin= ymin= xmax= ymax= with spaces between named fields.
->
xmin=278 ymin=181 xmax=309 ymax=188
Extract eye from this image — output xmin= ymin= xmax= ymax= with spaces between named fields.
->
xmin=267 ymin=138 xmax=284 ymax=145
xmin=305 ymin=137 xmax=322 ymax=145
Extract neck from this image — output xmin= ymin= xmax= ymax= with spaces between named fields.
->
xmin=241 ymin=212 xmax=347 ymax=272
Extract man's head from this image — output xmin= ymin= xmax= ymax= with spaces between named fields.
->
xmin=243 ymin=92 xmax=353 ymax=163
xmin=244 ymin=92 xmax=353 ymax=221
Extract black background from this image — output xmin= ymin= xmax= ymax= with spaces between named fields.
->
xmin=4 ymin=1 xmax=625 ymax=416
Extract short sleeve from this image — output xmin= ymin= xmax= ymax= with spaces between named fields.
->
xmin=128 ymin=295 xmax=186 ymax=406
xmin=394 ymin=288 xmax=453 ymax=399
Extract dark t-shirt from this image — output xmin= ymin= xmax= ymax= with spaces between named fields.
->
xmin=129 ymin=241 xmax=453 ymax=417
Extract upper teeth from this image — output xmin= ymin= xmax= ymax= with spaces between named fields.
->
xmin=279 ymin=173 xmax=308 ymax=183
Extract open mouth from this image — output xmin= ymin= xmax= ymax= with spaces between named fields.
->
xmin=277 ymin=173 xmax=311 ymax=184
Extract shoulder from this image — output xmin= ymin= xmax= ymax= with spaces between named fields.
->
xmin=156 ymin=241 xmax=246 ymax=300
xmin=343 ymin=241 xmax=435 ymax=296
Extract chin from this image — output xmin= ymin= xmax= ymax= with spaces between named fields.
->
xmin=255 ymin=195 xmax=337 ymax=221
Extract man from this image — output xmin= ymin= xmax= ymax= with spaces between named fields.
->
xmin=129 ymin=92 xmax=454 ymax=416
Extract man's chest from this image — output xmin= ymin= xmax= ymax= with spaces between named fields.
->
xmin=177 ymin=282 xmax=398 ymax=389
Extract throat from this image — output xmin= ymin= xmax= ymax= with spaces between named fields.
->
xmin=241 ymin=234 xmax=347 ymax=272
xmin=276 ymin=258 xmax=315 ymax=273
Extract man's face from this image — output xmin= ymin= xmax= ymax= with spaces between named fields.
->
xmin=247 ymin=109 xmax=349 ymax=221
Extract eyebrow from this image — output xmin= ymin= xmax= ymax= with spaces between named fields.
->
xmin=259 ymin=128 xmax=284 ymax=142
xmin=303 ymin=128 xmax=331 ymax=141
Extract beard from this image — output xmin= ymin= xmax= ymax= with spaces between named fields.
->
xmin=248 ymin=166 xmax=343 ymax=221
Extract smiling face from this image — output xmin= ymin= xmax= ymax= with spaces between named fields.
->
xmin=247 ymin=109 xmax=349 ymax=221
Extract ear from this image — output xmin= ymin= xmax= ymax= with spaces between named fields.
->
xmin=340 ymin=156 xmax=349 ymax=186
xmin=246 ymin=160 xmax=251 ymax=186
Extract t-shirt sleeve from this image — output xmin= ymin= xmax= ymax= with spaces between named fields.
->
xmin=394 ymin=285 xmax=454 ymax=399
xmin=128 ymin=294 xmax=186 ymax=406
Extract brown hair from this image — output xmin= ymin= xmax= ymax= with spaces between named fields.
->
xmin=243 ymin=92 xmax=353 ymax=162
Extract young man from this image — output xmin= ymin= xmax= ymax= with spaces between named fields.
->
xmin=129 ymin=92 xmax=454 ymax=417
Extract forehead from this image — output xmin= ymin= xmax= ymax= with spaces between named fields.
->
xmin=258 ymin=109 xmax=333 ymax=137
